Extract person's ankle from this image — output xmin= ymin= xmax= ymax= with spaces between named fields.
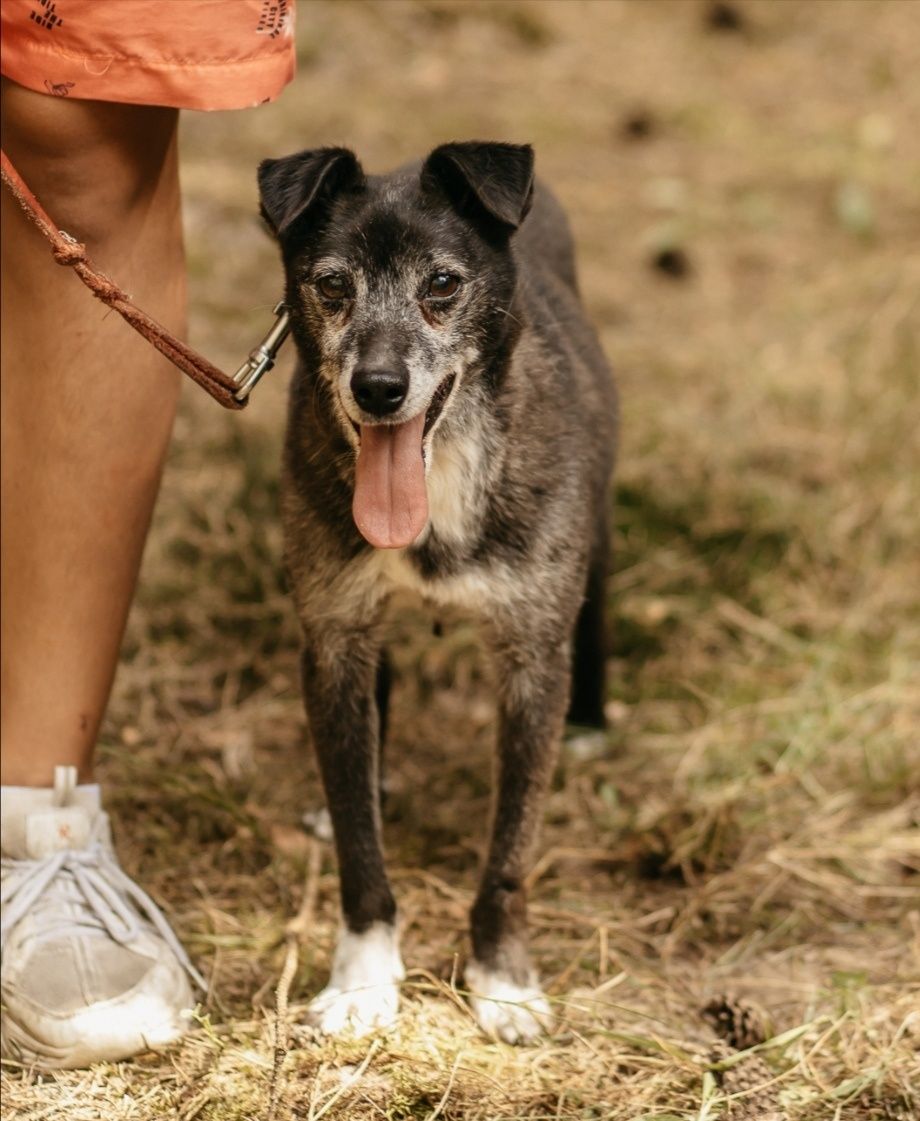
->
xmin=0 ymin=762 xmax=94 ymax=787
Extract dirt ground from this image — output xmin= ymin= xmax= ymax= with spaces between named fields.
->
xmin=3 ymin=1 xmax=918 ymax=1118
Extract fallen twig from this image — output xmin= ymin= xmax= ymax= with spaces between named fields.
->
xmin=265 ymin=836 xmax=323 ymax=1121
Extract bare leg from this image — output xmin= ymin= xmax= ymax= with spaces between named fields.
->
xmin=0 ymin=79 xmax=184 ymax=785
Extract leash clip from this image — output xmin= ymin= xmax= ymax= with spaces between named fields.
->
xmin=231 ymin=300 xmax=292 ymax=403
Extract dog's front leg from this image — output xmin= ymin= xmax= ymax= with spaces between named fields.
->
xmin=467 ymin=632 xmax=570 ymax=1044
xmin=300 ymin=625 xmax=404 ymax=1037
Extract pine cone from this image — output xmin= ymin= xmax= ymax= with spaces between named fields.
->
xmin=703 ymin=994 xmax=768 ymax=1050
xmin=704 ymin=997 xmax=785 ymax=1120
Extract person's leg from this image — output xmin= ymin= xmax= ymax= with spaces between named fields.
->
xmin=0 ymin=77 xmax=184 ymax=786
xmin=0 ymin=80 xmax=201 ymax=1069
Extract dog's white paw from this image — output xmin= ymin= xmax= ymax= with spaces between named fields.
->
xmin=301 ymin=805 xmax=333 ymax=842
xmin=564 ymin=728 xmax=609 ymax=762
xmin=308 ymin=979 xmax=401 ymax=1037
xmin=465 ymin=961 xmax=553 ymax=1045
xmin=307 ymin=923 xmax=404 ymax=1038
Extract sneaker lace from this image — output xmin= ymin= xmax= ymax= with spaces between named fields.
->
xmin=1 ymin=821 xmax=206 ymax=991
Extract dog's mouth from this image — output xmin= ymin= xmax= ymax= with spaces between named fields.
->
xmin=422 ymin=372 xmax=456 ymax=438
xmin=351 ymin=373 xmax=457 ymax=550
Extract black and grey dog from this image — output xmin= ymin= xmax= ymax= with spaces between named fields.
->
xmin=258 ymin=142 xmax=617 ymax=1043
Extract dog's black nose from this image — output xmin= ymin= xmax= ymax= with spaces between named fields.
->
xmin=351 ymin=366 xmax=408 ymax=417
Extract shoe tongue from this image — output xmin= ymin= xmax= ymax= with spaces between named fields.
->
xmin=353 ymin=412 xmax=429 ymax=549
xmin=1 ymin=781 xmax=101 ymax=859
xmin=25 ymin=807 xmax=93 ymax=858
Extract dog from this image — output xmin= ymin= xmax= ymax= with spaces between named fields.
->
xmin=258 ymin=141 xmax=617 ymax=1043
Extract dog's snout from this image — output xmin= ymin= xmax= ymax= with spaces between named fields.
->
xmin=350 ymin=366 xmax=408 ymax=417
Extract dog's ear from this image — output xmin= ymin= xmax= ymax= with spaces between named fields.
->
xmin=422 ymin=141 xmax=535 ymax=234
xmin=258 ymin=147 xmax=364 ymax=239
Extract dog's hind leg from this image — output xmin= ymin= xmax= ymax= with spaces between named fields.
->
xmin=467 ymin=624 xmax=570 ymax=1044
xmin=300 ymin=625 xmax=404 ymax=1037
xmin=566 ymin=521 xmax=609 ymax=730
xmin=376 ymin=648 xmax=393 ymax=812
xmin=376 ymin=648 xmax=392 ymax=747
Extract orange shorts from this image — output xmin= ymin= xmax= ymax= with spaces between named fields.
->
xmin=0 ymin=0 xmax=295 ymax=111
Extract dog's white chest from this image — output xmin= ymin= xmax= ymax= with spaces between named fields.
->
xmin=424 ymin=429 xmax=485 ymax=547
xmin=370 ymin=549 xmax=513 ymax=611
xmin=355 ymin=426 xmax=518 ymax=611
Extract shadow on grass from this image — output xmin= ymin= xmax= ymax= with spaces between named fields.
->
xmin=614 ymin=482 xmax=793 ymax=591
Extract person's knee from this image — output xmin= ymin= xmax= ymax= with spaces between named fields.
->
xmin=1 ymin=77 xmax=179 ymax=250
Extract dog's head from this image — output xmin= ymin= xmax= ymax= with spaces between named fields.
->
xmin=258 ymin=141 xmax=534 ymax=549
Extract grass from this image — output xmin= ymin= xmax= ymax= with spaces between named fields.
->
xmin=3 ymin=1 xmax=918 ymax=1118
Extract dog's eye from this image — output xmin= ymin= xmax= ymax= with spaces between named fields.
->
xmin=426 ymin=273 xmax=461 ymax=299
xmin=317 ymin=274 xmax=348 ymax=301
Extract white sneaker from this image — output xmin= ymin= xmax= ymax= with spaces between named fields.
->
xmin=1 ymin=766 xmax=204 ymax=1069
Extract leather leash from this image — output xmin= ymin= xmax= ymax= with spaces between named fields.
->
xmin=0 ymin=149 xmax=290 ymax=409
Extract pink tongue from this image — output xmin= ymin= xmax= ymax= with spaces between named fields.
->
xmin=353 ymin=412 xmax=428 ymax=548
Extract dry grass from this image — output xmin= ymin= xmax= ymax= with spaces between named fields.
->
xmin=3 ymin=1 xmax=919 ymax=1118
